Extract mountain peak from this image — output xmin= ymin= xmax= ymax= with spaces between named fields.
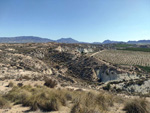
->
xmin=102 ymin=40 xmax=123 ymax=44
xmin=56 ymin=37 xmax=79 ymax=43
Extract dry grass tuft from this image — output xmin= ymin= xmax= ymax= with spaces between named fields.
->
xmin=5 ymin=86 xmax=67 ymax=111
xmin=0 ymin=95 xmax=11 ymax=109
xmin=70 ymin=91 xmax=115 ymax=113
xmin=3 ymin=85 xmax=124 ymax=112
xmin=124 ymin=98 xmax=150 ymax=113
xmin=7 ymin=81 xmax=14 ymax=87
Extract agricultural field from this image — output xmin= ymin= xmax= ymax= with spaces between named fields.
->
xmin=118 ymin=47 xmax=150 ymax=52
xmin=94 ymin=50 xmax=150 ymax=66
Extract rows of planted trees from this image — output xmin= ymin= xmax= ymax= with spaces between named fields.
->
xmin=94 ymin=50 xmax=150 ymax=66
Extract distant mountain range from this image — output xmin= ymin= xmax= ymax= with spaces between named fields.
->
xmin=127 ymin=40 xmax=150 ymax=44
xmin=0 ymin=36 xmax=150 ymax=44
xmin=103 ymin=40 xmax=150 ymax=44
xmin=0 ymin=36 xmax=53 ymax=43
xmin=0 ymin=36 xmax=79 ymax=43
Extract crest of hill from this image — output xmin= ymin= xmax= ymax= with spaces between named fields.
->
xmin=56 ymin=38 xmax=79 ymax=43
xmin=102 ymin=40 xmax=123 ymax=44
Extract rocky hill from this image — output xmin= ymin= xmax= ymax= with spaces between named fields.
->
xmin=0 ymin=42 xmax=150 ymax=113
xmin=0 ymin=42 xmax=149 ymax=94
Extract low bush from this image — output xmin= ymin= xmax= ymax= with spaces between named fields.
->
xmin=103 ymin=83 xmax=111 ymax=91
xmin=44 ymin=78 xmax=57 ymax=88
xmin=17 ymin=83 xmax=23 ymax=87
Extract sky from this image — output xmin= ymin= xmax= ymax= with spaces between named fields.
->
xmin=0 ymin=0 xmax=150 ymax=42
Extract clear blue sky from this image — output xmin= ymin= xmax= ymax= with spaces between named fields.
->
xmin=0 ymin=0 xmax=150 ymax=42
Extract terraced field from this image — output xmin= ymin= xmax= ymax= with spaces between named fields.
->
xmin=94 ymin=50 xmax=150 ymax=66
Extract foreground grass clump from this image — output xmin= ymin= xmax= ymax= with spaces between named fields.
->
xmin=71 ymin=91 xmax=114 ymax=113
xmin=4 ymin=85 xmax=118 ymax=112
xmin=0 ymin=95 xmax=11 ymax=109
xmin=124 ymin=98 xmax=150 ymax=113
xmin=5 ymin=85 xmax=67 ymax=111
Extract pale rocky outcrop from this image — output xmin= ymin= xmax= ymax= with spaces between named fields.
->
xmin=126 ymin=80 xmax=150 ymax=94
xmin=55 ymin=46 xmax=64 ymax=52
xmin=77 ymin=48 xmax=93 ymax=53
xmin=94 ymin=68 xmax=138 ymax=82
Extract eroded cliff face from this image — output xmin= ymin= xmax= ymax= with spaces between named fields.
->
xmin=94 ymin=66 xmax=139 ymax=82
xmin=95 ymin=68 xmax=118 ymax=82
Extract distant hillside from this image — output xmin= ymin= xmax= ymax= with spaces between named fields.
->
xmin=0 ymin=36 xmax=53 ymax=43
xmin=56 ymin=38 xmax=79 ymax=43
xmin=127 ymin=40 xmax=150 ymax=44
xmin=102 ymin=39 xmax=150 ymax=44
